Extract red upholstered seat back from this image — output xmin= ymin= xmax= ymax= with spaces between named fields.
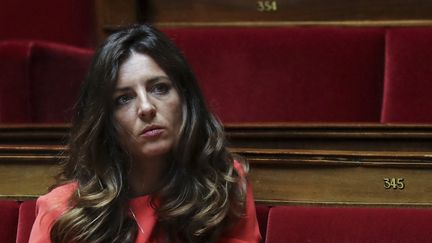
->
xmin=16 ymin=200 xmax=36 ymax=243
xmin=0 ymin=40 xmax=93 ymax=123
xmin=3 ymin=27 xmax=432 ymax=123
xmin=0 ymin=0 xmax=95 ymax=48
xmin=266 ymin=206 xmax=432 ymax=243
xmin=382 ymin=28 xmax=432 ymax=123
xmin=28 ymin=42 xmax=93 ymax=123
xmin=0 ymin=200 xmax=20 ymax=243
xmin=0 ymin=41 xmax=32 ymax=122
xmin=164 ymin=28 xmax=385 ymax=123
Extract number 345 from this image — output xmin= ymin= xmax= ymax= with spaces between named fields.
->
xmin=383 ymin=178 xmax=405 ymax=190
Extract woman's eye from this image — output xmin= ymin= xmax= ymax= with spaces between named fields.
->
xmin=151 ymin=83 xmax=171 ymax=95
xmin=114 ymin=95 xmax=133 ymax=105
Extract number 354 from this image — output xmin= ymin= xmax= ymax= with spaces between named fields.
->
xmin=383 ymin=178 xmax=405 ymax=190
xmin=257 ymin=1 xmax=277 ymax=11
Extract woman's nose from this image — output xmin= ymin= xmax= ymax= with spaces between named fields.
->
xmin=137 ymin=95 xmax=156 ymax=120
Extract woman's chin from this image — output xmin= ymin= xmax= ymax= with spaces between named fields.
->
xmin=137 ymin=144 xmax=172 ymax=160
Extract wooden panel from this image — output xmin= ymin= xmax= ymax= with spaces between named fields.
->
xmin=1 ymin=123 xmax=432 ymax=206
xmin=1 ymin=147 xmax=432 ymax=206
xmin=3 ymin=123 xmax=432 ymax=149
xmin=99 ymin=0 xmax=432 ymax=34
xmin=250 ymin=165 xmax=432 ymax=206
xmin=0 ymin=162 xmax=58 ymax=200
xmin=94 ymin=0 xmax=139 ymax=42
xmin=146 ymin=0 xmax=432 ymax=25
xmin=0 ymin=144 xmax=64 ymax=200
xmin=233 ymin=149 xmax=432 ymax=206
xmin=95 ymin=0 xmax=432 ymax=43
xmin=226 ymin=123 xmax=432 ymax=152
xmin=0 ymin=124 xmax=68 ymax=145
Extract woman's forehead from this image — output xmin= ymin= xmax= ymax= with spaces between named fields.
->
xmin=116 ymin=53 xmax=169 ymax=88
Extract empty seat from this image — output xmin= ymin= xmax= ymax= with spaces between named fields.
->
xmin=266 ymin=206 xmax=432 ymax=243
xmin=381 ymin=28 xmax=432 ymax=123
xmin=16 ymin=200 xmax=36 ymax=243
xmin=0 ymin=40 xmax=93 ymax=123
xmin=0 ymin=200 xmax=20 ymax=243
xmin=0 ymin=0 xmax=95 ymax=48
xmin=164 ymin=28 xmax=385 ymax=123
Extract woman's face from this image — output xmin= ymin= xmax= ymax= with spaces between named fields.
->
xmin=113 ymin=52 xmax=182 ymax=161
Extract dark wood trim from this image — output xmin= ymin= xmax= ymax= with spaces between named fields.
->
xmin=96 ymin=0 xmax=432 ymax=40
xmin=225 ymin=123 xmax=432 ymax=138
xmin=255 ymin=199 xmax=432 ymax=207
xmin=3 ymin=123 xmax=432 ymax=141
xmin=232 ymin=148 xmax=432 ymax=168
xmin=154 ymin=20 xmax=432 ymax=28
xmin=103 ymin=20 xmax=432 ymax=35
xmin=1 ymin=123 xmax=432 ymax=205
xmin=0 ymin=124 xmax=69 ymax=145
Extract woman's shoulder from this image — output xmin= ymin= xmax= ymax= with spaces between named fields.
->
xmin=36 ymin=182 xmax=77 ymax=216
xmin=39 ymin=182 xmax=77 ymax=202
xmin=29 ymin=182 xmax=78 ymax=242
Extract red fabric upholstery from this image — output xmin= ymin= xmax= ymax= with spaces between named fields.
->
xmin=0 ymin=40 xmax=93 ymax=123
xmin=381 ymin=28 xmax=432 ymax=123
xmin=28 ymin=42 xmax=93 ymax=122
xmin=0 ymin=200 xmax=20 ymax=243
xmin=164 ymin=28 xmax=385 ymax=123
xmin=2 ymin=201 xmax=432 ymax=242
xmin=3 ymin=27 xmax=432 ymax=124
xmin=16 ymin=200 xmax=36 ymax=243
xmin=0 ymin=0 xmax=95 ymax=48
xmin=256 ymin=205 xmax=269 ymax=242
xmin=266 ymin=206 xmax=432 ymax=243
xmin=0 ymin=41 xmax=32 ymax=122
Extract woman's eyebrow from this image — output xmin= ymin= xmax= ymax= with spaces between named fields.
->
xmin=114 ymin=76 xmax=170 ymax=91
xmin=114 ymin=86 xmax=131 ymax=92
xmin=146 ymin=76 xmax=170 ymax=85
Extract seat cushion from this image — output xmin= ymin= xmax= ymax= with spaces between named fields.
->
xmin=0 ymin=40 xmax=93 ymax=123
xmin=266 ymin=206 xmax=432 ymax=243
xmin=0 ymin=0 xmax=95 ymax=47
xmin=0 ymin=200 xmax=20 ymax=243
xmin=0 ymin=41 xmax=32 ymax=122
xmin=16 ymin=200 xmax=36 ymax=243
xmin=382 ymin=28 xmax=432 ymax=123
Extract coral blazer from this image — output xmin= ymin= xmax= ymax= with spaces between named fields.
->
xmin=29 ymin=162 xmax=261 ymax=242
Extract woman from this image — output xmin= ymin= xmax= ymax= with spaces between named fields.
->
xmin=29 ymin=24 xmax=260 ymax=242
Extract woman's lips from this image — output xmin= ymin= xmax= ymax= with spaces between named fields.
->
xmin=140 ymin=128 xmax=164 ymax=138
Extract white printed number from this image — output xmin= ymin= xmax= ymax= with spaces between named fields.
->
xmin=257 ymin=1 xmax=277 ymax=11
xmin=383 ymin=178 xmax=405 ymax=190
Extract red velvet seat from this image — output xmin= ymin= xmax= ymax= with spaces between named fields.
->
xmin=0 ymin=41 xmax=32 ymax=122
xmin=0 ymin=200 xmax=20 ymax=243
xmin=381 ymin=28 xmax=432 ymax=123
xmin=266 ymin=206 xmax=432 ymax=243
xmin=16 ymin=200 xmax=36 ymax=243
xmin=3 ymin=27 xmax=432 ymax=124
xmin=0 ymin=0 xmax=95 ymax=48
xmin=0 ymin=40 xmax=93 ymax=123
xmin=164 ymin=28 xmax=385 ymax=123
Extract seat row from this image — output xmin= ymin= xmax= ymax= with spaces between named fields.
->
xmin=2 ymin=200 xmax=432 ymax=243
xmin=1 ymin=27 xmax=432 ymax=123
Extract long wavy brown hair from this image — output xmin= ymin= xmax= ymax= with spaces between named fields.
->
xmin=50 ymin=24 xmax=248 ymax=242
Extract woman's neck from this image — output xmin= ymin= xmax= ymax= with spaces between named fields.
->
xmin=128 ymin=155 xmax=168 ymax=197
